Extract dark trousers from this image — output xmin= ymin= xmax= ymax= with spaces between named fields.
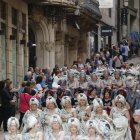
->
xmin=19 ymin=112 xmax=25 ymax=129
xmin=0 ymin=107 xmax=3 ymax=128
xmin=2 ymin=107 xmax=12 ymax=132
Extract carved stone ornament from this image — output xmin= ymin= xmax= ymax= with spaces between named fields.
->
xmin=40 ymin=41 xmax=46 ymax=49
xmin=45 ymin=42 xmax=55 ymax=52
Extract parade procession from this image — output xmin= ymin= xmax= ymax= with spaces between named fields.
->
xmin=0 ymin=0 xmax=140 ymax=140
xmin=1 ymin=55 xmax=140 ymax=140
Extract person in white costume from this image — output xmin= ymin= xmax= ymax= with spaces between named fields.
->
xmin=110 ymin=94 xmax=132 ymax=140
xmin=84 ymin=120 xmax=102 ymax=140
xmin=22 ymin=97 xmax=42 ymax=132
xmin=45 ymin=114 xmax=65 ymax=140
xmin=61 ymin=96 xmax=77 ymax=134
xmin=41 ymin=96 xmax=61 ymax=135
xmin=90 ymin=98 xmax=111 ymax=122
xmin=64 ymin=117 xmax=83 ymax=140
xmin=22 ymin=115 xmax=43 ymax=140
xmin=76 ymin=93 xmax=91 ymax=135
xmin=4 ymin=117 xmax=22 ymax=140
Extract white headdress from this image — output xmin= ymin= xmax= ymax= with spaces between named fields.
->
xmin=93 ymin=98 xmax=103 ymax=110
xmin=61 ymin=96 xmax=71 ymax=107
xmin=86 ymin=120 xmax=100 ymax=133
xmin=26 ymin=115 xmax=37 ymax=130
xmin=115 ymin=94 xmax=126 ymax=106
xmin=46 ymin=96 xmax=57 ymax=107
xmin=7 ymin=117 xmax=19 ymax=129
xmin=68 ymin=71 xmax=75 ymax=78
xmin=68 ymin=117 xmax=80 ymax=130
xmin=49 ymin=114 xmax=62 ymax=126
xmin=29 ymin=97 xmax=39 ymax=106
xmin=79 ymin=70 xmax=86 ymax=78
xmin=98 ymin=119 xmax=113 ymax=139
xmin=77 ymin=93 xmax=88 ymax=105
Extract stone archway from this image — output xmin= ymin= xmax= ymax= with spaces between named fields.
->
xmin=28 ymin=18 xmax=56 ymax=69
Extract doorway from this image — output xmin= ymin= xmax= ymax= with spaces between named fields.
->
xmin=29 ymin=27 xmax=36 ymax=68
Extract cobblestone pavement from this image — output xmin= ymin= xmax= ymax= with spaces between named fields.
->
xmin=0 ymin=56 xmax=140 ymax=139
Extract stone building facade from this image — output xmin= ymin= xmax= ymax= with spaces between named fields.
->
xmin=0 ymin=0 xmax=101 ymax=85
xmin=0 ymin=0 xmax=28 ymax=85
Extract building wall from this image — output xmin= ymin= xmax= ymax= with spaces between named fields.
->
xmin=0 ymin=0 xmax=28 ymax=85
xmin=98 ymin=0 xmax=117 ymax=50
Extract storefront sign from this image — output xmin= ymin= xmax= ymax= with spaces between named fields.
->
xmin=99 ymin=0 xmax=114 ymax=8
xmin=101 ymin=26 xmax=113 ymax=36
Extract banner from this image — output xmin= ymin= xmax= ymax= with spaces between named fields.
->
xmin=99 ymin=0 xmax=113 ymax=8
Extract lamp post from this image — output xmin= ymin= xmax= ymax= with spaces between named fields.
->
xmin=121 ymin=0 xmax=129 ymax=39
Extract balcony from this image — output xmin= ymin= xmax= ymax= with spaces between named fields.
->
xmin=24 ymin=0 xmax=75 ymax=5
xmin=26 ymin=0 xmax=101 ymax=31
xmin=80 ymin=0 xmax=102 ymax=20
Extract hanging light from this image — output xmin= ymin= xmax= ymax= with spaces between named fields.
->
xmin=123 ymin=0 xmax=128 ymax=7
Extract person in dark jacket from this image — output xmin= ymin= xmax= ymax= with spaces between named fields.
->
xmin=1 ymin=79 xmax=13 ymax=132
xmin=0 ymin=80 xmax=5 ymax=130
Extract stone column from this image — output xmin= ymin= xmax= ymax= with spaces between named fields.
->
xmin=55 ymin=42 xmax=64 ymax=67
xmin=44 ymin=42 xmax=50 ymax=68
xmin=48 ymin=42 xmax=55 ymax=69
xmin=6 ymin=4 xmax=13 ymax=80
xmin=98 ymin=24 xmax=102 ymax=51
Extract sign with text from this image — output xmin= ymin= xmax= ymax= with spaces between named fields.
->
xmin=101 ymin=26 xmax=113 ymax=36
xmin=99 ymin=0 xmax=113 ymax=8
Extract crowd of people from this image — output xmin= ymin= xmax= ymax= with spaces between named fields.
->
xmin=0 ymin=43 xmax=140 ymax=140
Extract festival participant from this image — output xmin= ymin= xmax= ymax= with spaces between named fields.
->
xmin=97 ymin=119 xmax=114 ymax=140
xmin=78 ymin=71 xmax=88 ymax=91
xmin=64 ymin=117 xmax=83 ymax=140
xmin=4 ymin=117 xmax=22 ymax=140
xmin=45 ymin=114 xmax=65 ymax=140
xmin=41 ymin=96 xmax=61 ymax=135
xmin=87 ymin=86 xmax=97 ymax=106
xmin=88 ymin=73 xmax=103 ymax=97
xmin=66 ymin=71 xmax=79 ymax=90
xmin=90 ymin=98 xmax=111 ymax=123
xmin=22 ymin=97 xmax=42 ymax=132
xmin=125 ymin=75 xmax=135 ymax=106
xmin=102 ymin=87 xmax=112 ymax=115
xmin=133 ymin=109 xmax=140 ymax=140
xmin=22 ymin=115 xmax=43 ymax=140
xmin=76 ymin=93 xmax=91 ymax=135
xmin=112 ymin=71 xmax=126 ymax=99
xmin=84 ymin=120 xmax=102 ymax=140
xmin=102 ymin=70 xmax=112 ymax=89
xmin=61 ymin=96 xmax=77 ymax=133
xmin=110 ymin=94 xmax=132 ymax=140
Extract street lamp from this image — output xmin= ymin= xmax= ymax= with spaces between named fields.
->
xmin=123 ymin=0 xmax=128 ymax=7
